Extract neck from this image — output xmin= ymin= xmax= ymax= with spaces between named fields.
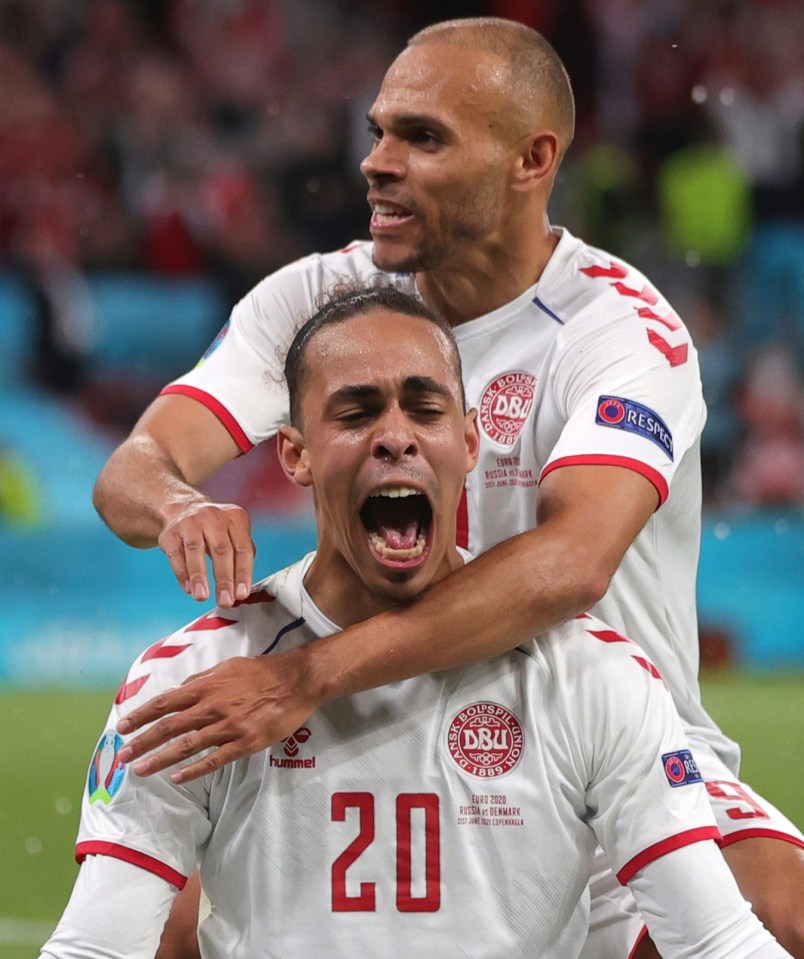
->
xmin=302 ymin=545 xmax=466 ymax=630
xmin=417 ymin=218 xmax=560 ymax=326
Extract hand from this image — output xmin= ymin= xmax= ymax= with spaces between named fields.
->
xmin=116 ymin=649 xmax=321 ymax=783
xmin=158 ymin=502 xmax=255 ymax=608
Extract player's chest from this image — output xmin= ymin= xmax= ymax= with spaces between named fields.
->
xmin=457 ymin=318 xmax=564 ymax=470
xmin=210 ymin=664 xmax=590 ymax=866
xmin=202 ymin=669 xmax=593 ymax=958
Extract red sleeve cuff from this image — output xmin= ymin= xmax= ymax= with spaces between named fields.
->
xmin=617 ymin=826 xmax=721 ymax=885
xmin=76 ymin=840 xmax=188 ymax=889
xmin=160 ymin=384 xmax=254 ymax=454
xmin=540 ymin=454 xmax=669 ymax=506
xmin=718 ymin=828 xmax=804 ymax=851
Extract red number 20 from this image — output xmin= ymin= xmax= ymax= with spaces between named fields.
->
xmin=331 ymin=792 xmax=440 ymax=913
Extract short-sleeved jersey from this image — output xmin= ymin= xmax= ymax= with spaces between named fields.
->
xmin=164 ymin=229 xmax=738 ymax=771
xmin=78 ymin=555 xmax=719 ymax=959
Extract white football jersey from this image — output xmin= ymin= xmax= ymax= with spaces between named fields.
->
xmin=77 ymin=555 xmax=719 ymax=959
xmin=164 ymin=228 xmax=738 ymax=771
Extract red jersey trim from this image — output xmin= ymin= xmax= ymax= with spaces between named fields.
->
xmin=627 ymin=926 xmax=649 ymax=959
xmin=456 ymin=486 xmax=469 ymax=550
xmin=617 ymin=826 xmax=721 ymax=885
xmin=540 ymin=455 xmax=669 ymax=506
xmin=718 ymin=829 xmax=804 ymax=851
xmin=76 ymin=840 xmax=188 ymax=889
xmin=160 ymin=384 xmax=254 ymax=454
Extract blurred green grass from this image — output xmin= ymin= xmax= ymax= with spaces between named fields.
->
xmin=1 ymin=673 xmax=802 ymax=958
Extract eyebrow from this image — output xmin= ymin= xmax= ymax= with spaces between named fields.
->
xmin=367 ymin=111 xmax=452 ymax=136
xmin=325 ymin=376 xmax=454 ymax=409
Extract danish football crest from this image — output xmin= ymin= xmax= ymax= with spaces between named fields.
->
xmin=447 ymin=702 xmax=524 ymax=778
xmin=478 ymin=372 xmax=536 ymax=446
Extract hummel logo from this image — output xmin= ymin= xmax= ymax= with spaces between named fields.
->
xmin=283 ymin=727 xmax=311 ymax=757
xmin=270 ymin=727 xmax=316 ymax=770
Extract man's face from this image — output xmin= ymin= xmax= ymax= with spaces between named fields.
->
xmin=281 ymin=310 xmax=478 ymax=613
xmin=361 ymin=44 xmax=523 ymax=274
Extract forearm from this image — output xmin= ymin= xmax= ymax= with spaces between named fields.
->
xmin=93 ymin=435 xmax=209 ymax=548
xmin=302 ymin=464 xmax=656 ymax=706
xmin=306 ymin=523 xmax=604 ymax=705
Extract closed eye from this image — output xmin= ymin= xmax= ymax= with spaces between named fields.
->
xmin=335 ymin=407 xmax=379 ymax=424
xmin=410 ymin=404 xmax=446 ymax=419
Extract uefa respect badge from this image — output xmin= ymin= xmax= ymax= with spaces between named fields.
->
xmin=662 ymin=749 xmax=703 ymax=788
xmin=87 ymin=730 xmax=127 ymax=805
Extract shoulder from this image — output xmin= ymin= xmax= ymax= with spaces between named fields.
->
xmin=240 ymin=241 xmax=412 ymax=312
xmin=543 ymin=229 xmax=692 ymax=345
xmin=530 ymin=614 xmax=666 ymax=699
xmin=227 ymin=242 xmax=417 ymax=340
xmin=113 ymin=558 xmax=312 ymax=716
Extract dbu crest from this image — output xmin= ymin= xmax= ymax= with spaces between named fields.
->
xmin=479 ymin=372 xmax=536 ymax=446
xmin=447 ymin=702 xmax=524 ymax=778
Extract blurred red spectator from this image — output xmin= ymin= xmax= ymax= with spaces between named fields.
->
xmin=729 ymin=346 xmax=804 ymax=506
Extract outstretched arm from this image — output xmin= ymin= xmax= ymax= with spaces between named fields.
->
xmin=93 ymin=394 xmax=255 ymax=607
xmin=117 ymin=463 xmax=658 ymax=780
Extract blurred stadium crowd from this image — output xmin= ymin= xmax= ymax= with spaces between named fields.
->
xmin=0 ymin=0 xmax=803 ymax=524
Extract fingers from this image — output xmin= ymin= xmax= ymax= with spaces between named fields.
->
xmin=134 ymin=726 xmax=262 ymax=784
xmin=117 ymin=685 xmax=204 ymax=751
xmin=114 ymin=650 xmax=319 ymax=783
xmin=158 ymin=503 xmax=255 ymax=607
xmin=232 ymin=536 xmax=256 ymax=603
xmin=168 ymin=741 xmax=252 ymax=784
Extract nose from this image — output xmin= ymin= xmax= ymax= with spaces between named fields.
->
xmin=360 ymin=136 xmax=405 ymax=184
xmin=371 ymin=405 xmax=418 ymax=461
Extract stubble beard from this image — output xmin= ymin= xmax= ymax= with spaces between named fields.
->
xmin=372 ymin=185 xmax=502 ymax=277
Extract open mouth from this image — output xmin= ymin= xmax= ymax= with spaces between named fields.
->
xmin=369 ymin=200 xmax=414 ymax=231
xmin=360 ymin=486 xmax=433 ymax=567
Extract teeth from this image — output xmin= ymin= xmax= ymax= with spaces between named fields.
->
xmin=369 ymin=487 xmax=421 ymax=499
xmin=369 ymin=532 xmax=426 ymax=560
xmin=373 ymin=202 xmax=406 ymax=215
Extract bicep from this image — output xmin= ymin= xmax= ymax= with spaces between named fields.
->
xmin=536 ymin=463 xmax=658 ymax=575
xmin=132 ymin=394 xmax=243 ymax=485
xmin=39 ymin=855 xmax=176 ymax=959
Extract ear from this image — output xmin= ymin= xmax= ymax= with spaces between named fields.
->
xmin=511 ymin=130 xmax=560 ymax=192
xmin=464 ymin=409 xmax=480 ymax=474
xmin=277 ymin=425 xmax=313 ymax=487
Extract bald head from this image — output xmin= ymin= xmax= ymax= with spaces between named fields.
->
xmin=408 ymin=18 xmax=575 ymax=159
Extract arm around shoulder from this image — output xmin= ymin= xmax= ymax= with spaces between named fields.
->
xmin=114 ymin=460 xmax=662 ymax=780
xmin=307 ymin=459 xmax=661 ymax=700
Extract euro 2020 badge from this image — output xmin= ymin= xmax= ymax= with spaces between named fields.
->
xmin=88 ymin=730 xmax=127 ymax=805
